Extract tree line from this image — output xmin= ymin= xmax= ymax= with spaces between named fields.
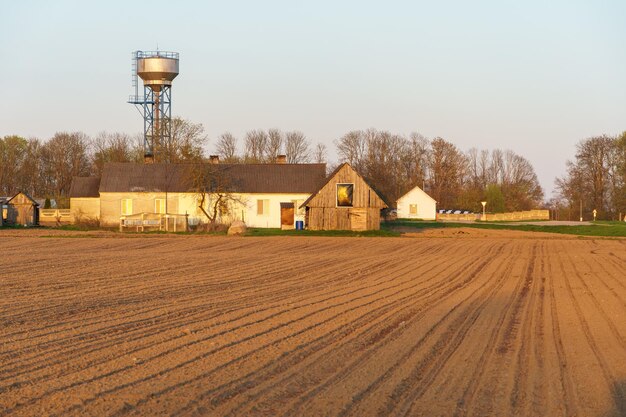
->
xmin=0 ymin=118 xmax=207 ymax=206
xmin=0 ymin=118 xmax=326 ymax=207
xmin=334 ymin=129 xmax=544 ymax=212
xmin=209 ymin=128 xmax=544 ymax=212
xmin=2 ymin=118 xmax=547 ymax=212
xmin=554 ymin=133 xmax=626 ymax=220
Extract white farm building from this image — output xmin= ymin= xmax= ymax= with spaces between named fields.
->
xmin=396 ymin=185 xmax=436 ymax=220
xmin=69 ymin=159 xmax=327 ymax=230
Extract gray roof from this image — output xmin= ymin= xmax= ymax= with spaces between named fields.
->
xmin=70 ymin=177 xmax=101 ymax=198
xmin=98 ymin=162 xmax=327 ymax=194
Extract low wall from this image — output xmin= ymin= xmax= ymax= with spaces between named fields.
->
xmin=39 ymin=209 xmax=73 ymax=226
xmin=437 ymin=209 xmax=549 ymax=222
xmin=483 ymin=209 xmax=549 ymax=221
xmin=437 ymin=213 xmax=480 ymax=221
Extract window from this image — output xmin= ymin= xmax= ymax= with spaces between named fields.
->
xmin=257 ymin=199 xmax=270 ymax=216
xmin=155 ymin=199 xmax=165 ymax=214
xmin=336 ymin=183 xmax=354 ymax=207
xmin=121 ymin=199 xmax=133 ymax=215
xmin=409 ymin=204 xmax=418 ymax=215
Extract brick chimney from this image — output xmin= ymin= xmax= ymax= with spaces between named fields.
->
xmin=276 ymin=155 xmax=287 ymax=164
xmin=209 ymin=155 xmax=220 ymax=164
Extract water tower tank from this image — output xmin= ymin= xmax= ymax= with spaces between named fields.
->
xmin=137 ymin=54 xmax=179 ymax=90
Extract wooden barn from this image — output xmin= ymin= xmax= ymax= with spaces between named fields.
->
xmin=5 ymin=192 xmax=39 ymax=226
xmin=301 ymin=163 xmax=387 ymax=231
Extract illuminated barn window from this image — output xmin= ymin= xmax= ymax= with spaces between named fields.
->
xmin=336 ymin=184 xmax=354 ymax=207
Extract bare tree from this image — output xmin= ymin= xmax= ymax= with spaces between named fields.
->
xmin=556 ymin=135 xmax=618 ymax=219
xmin=500 ymin=151 xmax=543 ymax=211
xmin=285 ymin=131 xmax=310 ymax=163
xmin=18 ymin=138 xmax=44 ymax=197
xmin=614 ymin=132 xmax=626 ymax=216
xmin=555 ymin=160 xmax=586 ymax=220
xmin=189 ymin=163 xmax=246 ymax=226
xmin=129 ymin=133 xmax=147 ymax=163
xmin=0 ymin=135 xmax=28 ymax=196
xmin=460 ymin=147 xmax=543 ymax=211
xmin=402 ymin=132 xmax=429 ymax=190
xmin=265 ymin=129 xmax=283 ymax=162
xmin=313 ymin=142 xmax=327 ymax=164
xmin=427 ymin=137 xmax=466 ymax=209
xmin=489 ymin=149 xmax=504 ymax=185
xmin=91 ymin=132 xmax=134 ymax=175
xmin=364 ymin=130 xmax=408 ymax=204
xmin=336 ymin=130 xmax=367 ymax=172
xmin=244 ymin=130 xmax=268 ymax=163
xmin=159 ymin=117 xmax=207 ymax=163
xmin=479 ymin=149 xmax=490 ymax=186
xmin=215 ymin=132 xmax=239 ymax=162
xmin=41 ymin=132 xmax=91 ymax=205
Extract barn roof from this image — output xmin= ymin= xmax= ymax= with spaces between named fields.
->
xmin=98 ymin=162 xmax=327 ymax=194
xmin=70 ymin=177 xmax=101 ymax=198
xmin=300 ymin=163 xmax=346 ymax=208
xmin=300 ymin=162 xmax=387 ymax=208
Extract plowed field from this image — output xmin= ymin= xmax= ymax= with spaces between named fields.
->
xmin=1 ymin=231 xmax=625 ymax=416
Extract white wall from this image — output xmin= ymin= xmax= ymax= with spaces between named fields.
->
xmin=70 ymin=197 xmax=100 ymax=221
xmin=98 ymin=192 xmax=312 ymax=228
xmin=397 ymin=186 xmax=437 ymax=220
xmin=182 ymin=192 xmax=310 ymax=228
xmin=232 ymin=193 xmax=309 ymax=228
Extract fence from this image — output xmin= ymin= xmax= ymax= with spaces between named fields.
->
xmin=39 ymin=209 xmax=73 ymax=226
xmin=120 ymin=213 xmax=189 ymax=232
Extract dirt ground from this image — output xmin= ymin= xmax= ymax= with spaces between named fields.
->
xmin=397 ymin=226 xmax=581 ymax=239
xmin=1 ymin=229 xmax=625 ymax=416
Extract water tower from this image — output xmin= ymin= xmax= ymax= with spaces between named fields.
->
xmin=128 ymin=50 xmax=179 ymax=163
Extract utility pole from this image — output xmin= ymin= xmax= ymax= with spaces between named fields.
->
xmin=579 ymin=199 xmax=582 ymax=222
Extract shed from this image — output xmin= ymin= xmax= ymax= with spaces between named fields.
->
xmin=300 ymin=163 xmax=387 ymax=231
xmin=396 ymin=185 xmax=437 ymax=220
xmin=6 ymin=192 xmax=39 ymax=226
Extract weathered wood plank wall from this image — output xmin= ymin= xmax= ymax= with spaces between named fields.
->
xmin=305 ymin=164 xmax=386 ymax=230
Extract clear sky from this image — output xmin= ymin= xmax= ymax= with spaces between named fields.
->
xmin=1 ymin=0 xmax=625 ymax=196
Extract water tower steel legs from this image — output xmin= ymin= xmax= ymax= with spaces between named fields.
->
xmin=142 ymin=86 xmax=154 ymax=160
xmin=141 ymin=84 xmax=172 ymax=162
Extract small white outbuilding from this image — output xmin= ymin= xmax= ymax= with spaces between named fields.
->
xmin=396 ymin=186 xmax=437 ymax=220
